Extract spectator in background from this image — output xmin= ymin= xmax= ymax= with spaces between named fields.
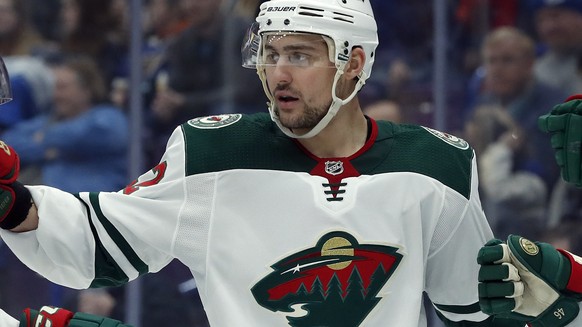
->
xmin=50 ymin=0 xmax=128 ymax=91
xmin=28 ymin=0 xmax=61 ymax=42
xmin=111 ymin=0 xmax=206 ymax=110
xmin=1 ymin=55 xmax=129 ymax=193
xmin=528 ymin=0 xmax=582 ymax=94
xmin=454 ymin=0 xmax=520 ymax=76
xmin=463 ymin=105 xmax=547 ymax=240
xmin=0 ymin=56 xmax=54 ymax=132
xmin=546 ymin=179 xmax=582 ymax=229
xmin=146 ymin=0 xmax=265 ymax=164
xmin=150 ymin=0 xmax=265 ymax=119
xmin=466 ymin=26 xmax=565 ymax=191
xmin=141 ymin=0 xmax=193 ymax=79
xmin=0 ymin=0 xmax=48 ymax=56
xmin=363 ymin=0 xmax=437 ymax=121
xmin=144 ymin=0 xmax=192 ymax=40
xmin=0 ymin=0 xmax=54 ymax=131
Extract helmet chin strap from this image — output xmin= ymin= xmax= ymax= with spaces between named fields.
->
xmin=259 ymin=64 xmax=367 ymax=139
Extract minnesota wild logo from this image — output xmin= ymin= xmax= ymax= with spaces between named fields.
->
xmin=422 ymin=126 xmax=469 ymax=150
xmin=187 ymin=114 xmax=242 ymax=129
xmin=251 ymin=231 xmax=403 ymax=326
xmin=519 ymin=237 xmax=539 ymax=256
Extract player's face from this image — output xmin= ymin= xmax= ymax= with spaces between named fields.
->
xmin=262 ymin=34 xmax=336 ymax=133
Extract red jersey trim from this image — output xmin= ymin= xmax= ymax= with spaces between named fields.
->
xmin=558 ymin=249 xmax=582 ymax=294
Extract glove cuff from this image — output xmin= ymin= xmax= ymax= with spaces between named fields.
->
xmin=19 ymin=307 xmax=131 ymax=327
xmin=558 ymin=249 xmax=582 ymax=294
xmin=20 ymin=307 xmax=74 ymax=327
xmin=0 ymin=182 xmax=32 ymax=230
xmin=565 ymin=94 xmax=582 ymax=102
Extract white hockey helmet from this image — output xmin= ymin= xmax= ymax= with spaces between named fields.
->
xmin=0 ymin=56 xmax=12 ymax=105
xmin=242 ymin=0 xmax=378 ymax=138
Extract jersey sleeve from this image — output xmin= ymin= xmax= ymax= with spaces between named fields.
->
xmin=0 ymin=309 xmax=18 ymax=327
xmin=425 ymin=153 xmax=495 ymax=323
xmin=0 ymin=126 xmax=189 ymax=289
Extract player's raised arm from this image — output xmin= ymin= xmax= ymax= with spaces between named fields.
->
xmin=0 ymin=56 xmax=130 ymax=327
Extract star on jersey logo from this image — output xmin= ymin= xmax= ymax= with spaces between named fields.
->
xmin=251 ymin=231 xmax=403 ymax=327
xmin=283 ymin=258 xmax=341 ymax=275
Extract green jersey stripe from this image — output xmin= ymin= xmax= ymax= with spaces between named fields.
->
xmin=74 ymin=194 xmax=129 ymax=288
xmin=434 ymin=302 xmax=481 ymax=315
xmin=88 ymin=192 xmax=149 ymax=278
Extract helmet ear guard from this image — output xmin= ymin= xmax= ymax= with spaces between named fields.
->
xmin=242 ymin=0 xmax=378 ymax=139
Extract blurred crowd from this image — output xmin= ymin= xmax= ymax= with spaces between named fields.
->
xmin=0 ymin=0 xmax=581 ymax=326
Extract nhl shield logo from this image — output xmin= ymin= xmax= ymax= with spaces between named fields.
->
xmin=325 ymin=161 xmax=344 ymax=176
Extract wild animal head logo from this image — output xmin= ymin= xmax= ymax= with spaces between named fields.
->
xmin=251 ymin=231 xmax=403 ymax=326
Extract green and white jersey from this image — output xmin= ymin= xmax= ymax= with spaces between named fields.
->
xmin=2 ymin=113 xmax=497 ymax=327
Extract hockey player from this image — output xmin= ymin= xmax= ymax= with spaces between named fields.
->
xmin=0 ymin=1 xmax=570 ymax=327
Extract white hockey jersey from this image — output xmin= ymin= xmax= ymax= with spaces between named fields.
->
xmin=1 ymin=113 xmax=517 ymax=326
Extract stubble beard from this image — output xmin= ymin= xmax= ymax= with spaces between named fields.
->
xmin=275 ymin=100 xmax=331 ymax=131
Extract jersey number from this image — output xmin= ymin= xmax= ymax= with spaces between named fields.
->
xmin=123 ymin=161 xmax=167 ymax=195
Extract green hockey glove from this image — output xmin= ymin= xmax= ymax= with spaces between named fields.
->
xmin=538 ymin=95 xmax=582 ymax=187
xmin=20 ymin=306 xmax=132 ymax=327
xmin=477 ymin=235 xmax=580 ymax=327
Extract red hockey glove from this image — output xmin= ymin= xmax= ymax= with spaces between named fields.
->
xmin=20 ymin=306 xmax=132 ymax=327
xmin=0 ymin=140 xmax=19 ymax=184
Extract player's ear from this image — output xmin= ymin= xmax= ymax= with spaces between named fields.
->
xmin=344 ymin=47 xmax=365 ymax=80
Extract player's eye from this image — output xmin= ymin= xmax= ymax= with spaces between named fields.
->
xmin=264 ymin=52 xmax=280 ymax=65
xmin=288 ymin=52 xmax=310 ymax=66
